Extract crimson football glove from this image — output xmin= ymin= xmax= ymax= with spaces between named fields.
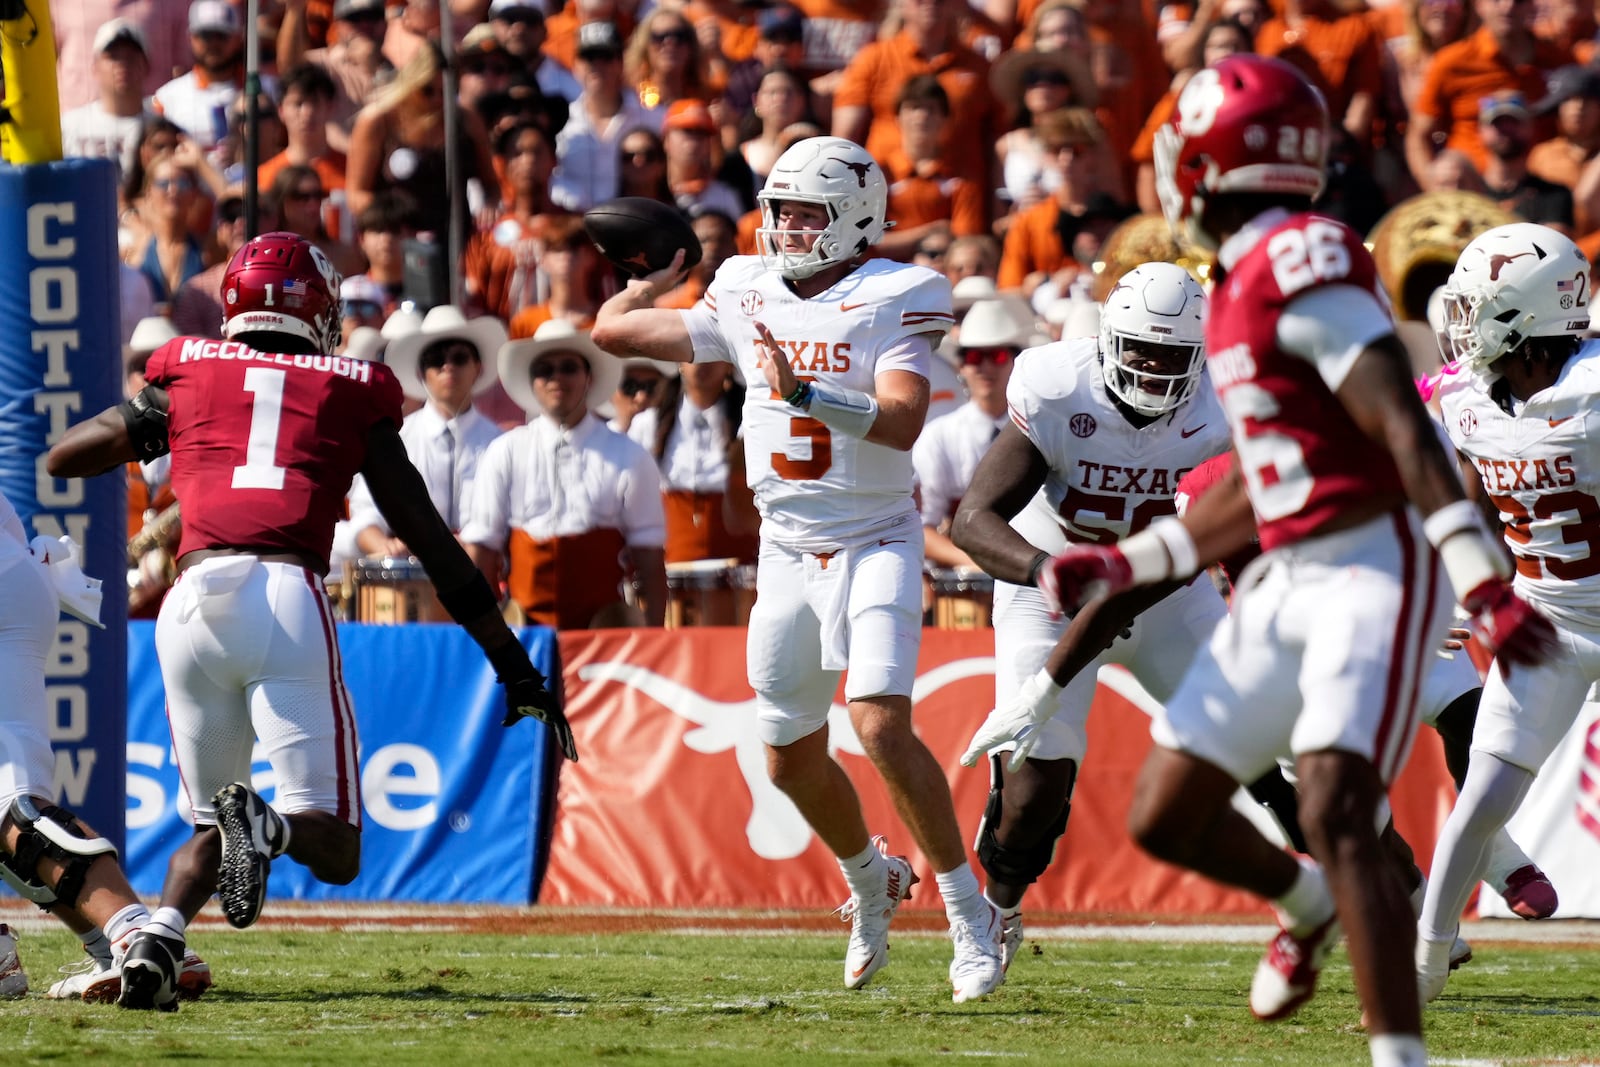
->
xmin=1036 ymin=544 xmax=1135 ymax=618
xmin=502 ymin=668 xmax=579 ymax=762
xmin=1462 ymin=577 xmax=1557 ymax=674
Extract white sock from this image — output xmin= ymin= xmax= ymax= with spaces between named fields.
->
xmin=144 ymin=906 xmax=188 ymax=945
xmin=935 ymin=864 xmax=983 ymax=921
xmin=78 ymin=927 xmax=113 ymax=964
xmin=1480 ymin=828 xmax=1532 ymax=891
xmin=104 ymin=903 xmax=150 ymax=946
xmin=1419 ymin=755 xmax=1534 ymax=943
xmin=1369 ymin=1033 xmax=1426 ymax=1067
xmin=838 ymin=842 xmax=885 ymax=899
xmin=1272 ymin=856 xmax=1334 ymax=936
xmin=985 ymin=890 xmax=1021 ymax=921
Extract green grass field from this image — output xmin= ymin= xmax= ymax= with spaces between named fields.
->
xmin=3 ymin=921 xmax=1597 ymax=1066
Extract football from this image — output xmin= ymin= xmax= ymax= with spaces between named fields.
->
xmin=583 ymin=198 xmax=703 ymax=280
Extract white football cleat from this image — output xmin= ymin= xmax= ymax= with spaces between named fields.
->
xmin=0 ymin=924 xmax=27 ymax=999
xmin=1417 ymin=932 xmax=1455 ymax=1004
xmin=1000 ymin=912 xmax=1024 ymax=974
xmin=46 ymin=956 xmax=117 ymax=1002
xmin=1250 ymin=916 xmax=1340 ymax=1021
xmin=950 ymin=899 xmax=1005 ymax=1003
xmin=837 ymin=836 xmax=918 ymax=990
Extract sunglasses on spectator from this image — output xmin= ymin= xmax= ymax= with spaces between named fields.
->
xmin=624 ymin=147 xmax=665 ymax=163
xmin=287 ymin=188 xmax=323 ymax=202
xmin=1023 ymin=68 xmax=1071 ymax=89
xmin=153 ymin=176 xmax=196 ymax=194
xmin=421 ymin=346 xmax=480 ymax=370
xmin=342 ymin=8 xmax=386 ymax=24
xmin=621 ymin=376 xmax=663 ymax=395
xmin=650 ymin=29 xmax=694 ymax=46
xmin=917 ymin=243 xmax=950 ymax=258
xmin=344 ymin=300 xmax=384 ymax=320
xmin=532 ymin=358 xmax=587 ymax=378
xmin=464 ymin=59 xmax=513 ymax=77
xmin=961 ymin=347 xmax=1014 ymax=367
xmin=495 ymin=9 xmax=544 ymax=24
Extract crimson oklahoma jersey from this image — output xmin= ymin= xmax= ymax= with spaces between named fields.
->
xmin=144 ymin=337 xmax=404 ymax=564
xmin=1206 ymin=211 xmax=1404 ymax=551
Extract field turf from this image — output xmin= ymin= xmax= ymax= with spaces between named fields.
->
xmin=1 ymin=913 xmax=1596 ymax=1066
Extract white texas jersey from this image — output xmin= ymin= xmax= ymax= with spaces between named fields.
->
xmin=681 ymin=255 xmax=954 ymax=548
xmin=1008 ymin=337 xmax=1231 ymax=545
xmin=1439 ymin=348 xmax=1600 ymax=629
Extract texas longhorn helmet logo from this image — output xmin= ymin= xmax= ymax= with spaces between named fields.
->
xmin=830 ymin=158 xmax=875 ymax=188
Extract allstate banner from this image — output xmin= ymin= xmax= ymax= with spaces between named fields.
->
xmin=0 ymin=159 xmax=127 ymax=851
xmin=543 ymin=628 xmax=1462 ymax=915
xmin=124 ymin=622 xmax=560 ymax=904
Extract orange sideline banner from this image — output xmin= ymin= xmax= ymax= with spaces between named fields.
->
xmin=543 ymin=629 xmax=1459 ymax=914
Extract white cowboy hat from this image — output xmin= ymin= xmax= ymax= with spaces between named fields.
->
xmin=498 ymin=319 xmax=621 ymax=419
xmin=343 ymin=325 xmax=387 ymax=363
xmin=381 ymin=304 xmax=423 ymax=340
xmin=125 ymin=316 xmax=178 ymax=359
xmin=958 ymin=296 xmax=1040 ymax=350
xmin=951 ymin=275 xmax=1000 ymax=315
xmin=384 ymin=304 xmax=508 ymax=401
xmin=618 ymin=355 xmax=682 ymax=381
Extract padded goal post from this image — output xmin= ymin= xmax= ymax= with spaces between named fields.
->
xmin=0 ymin=0 xmax=127 ymax=856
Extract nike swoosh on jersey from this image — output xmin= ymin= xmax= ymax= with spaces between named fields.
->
xmin=1180 ymin=425 xmax=1206 ymax=438
xmin=1549 ymin=416 xmax=1573 ymax=428
xmin=841 ymin=302 xmax=868 ymax=312
xmin=878 ymin=539 xmax=906 ymax=546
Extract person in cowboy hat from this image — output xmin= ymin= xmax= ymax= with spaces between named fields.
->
xmin=460 ymin=319 xmax=668 ymax=628
xmin=915 ymin=297 xmax=1037 ymax=572
xmin=348 ymin=306 xmax=509 ymax=559
xmin=605 ymin=354 xmax=680 ymax=434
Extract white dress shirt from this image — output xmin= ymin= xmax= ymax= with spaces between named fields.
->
xmin=913 ymin=400 xmax=1008 ymax=528
xmin=348 ymin=404 xmax=502 ymax=537
xmin=550 ymin=94 xmax=664 ymax=212
xmin=627 ymin=398 xmax=732 ymax=493
xmin=461 ymin=411 xmax=666 ymax=548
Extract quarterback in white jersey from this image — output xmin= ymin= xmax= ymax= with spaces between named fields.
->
xmin=592 ymin=136 xmax=1006 ymax=1003
xmin=948 ymin=262 xmax=1231 ymax=969
xmin=1418 ymin=223 xmax=1597 ymax=1000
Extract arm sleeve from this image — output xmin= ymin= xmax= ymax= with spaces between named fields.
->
xmin=457 ymin=435 xmax=513 ymax=548
xmin=619 ymin=443 xmax=667 ymax=548
xmin=361 ymin=420 xmax=480 ymax=593
xmin=346 ymin=473 xmax=386 ymax=537
xmin=1275 ymin=284 xmax=1395 ymax=392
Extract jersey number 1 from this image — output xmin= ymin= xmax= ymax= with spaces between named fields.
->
xmin=232 ymin=367 xmax=288 ymax=491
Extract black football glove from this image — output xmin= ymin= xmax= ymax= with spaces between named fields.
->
xmin=501 ymin=668 xmax=579 ymax=762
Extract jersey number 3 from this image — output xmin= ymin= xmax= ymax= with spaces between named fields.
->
xmin=232 ymin=367 xmax=289 ymax=491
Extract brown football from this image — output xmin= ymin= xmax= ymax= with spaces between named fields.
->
xmin=583 ymin=198 xmax=703 ymax=279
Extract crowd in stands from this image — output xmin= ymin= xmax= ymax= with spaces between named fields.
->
xmin=57 ymin=0 xmax=1600 ymax=627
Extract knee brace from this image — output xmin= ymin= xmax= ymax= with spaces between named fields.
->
xmin=975 ymin=755 xmax=1078 ymax=887
xmin=0 ymin=796 xmax=118 ymax=911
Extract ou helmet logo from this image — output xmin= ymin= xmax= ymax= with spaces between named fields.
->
xmin=1176 ymin=68 xmax=1225 ymax=136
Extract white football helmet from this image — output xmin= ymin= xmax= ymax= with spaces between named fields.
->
xmin=1440 ymin=222 xmax=1591 ymax=372
xmin=1098 ymin=262 xmax=1207 ymax=416
xmin=756 ymin=136 xmax=888 ymax=280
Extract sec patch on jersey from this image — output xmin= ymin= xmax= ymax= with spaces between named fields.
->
xmin=583 ymin=198 xmax=703 ymax=279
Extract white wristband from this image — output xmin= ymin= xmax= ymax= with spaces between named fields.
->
xmin=1117 ymin=517 xmax=1199 ymax=585
xmin=804 ymin=380 xmax=880 ymax=439
xmin=1424 ymin=500 xmax=1511 ymax=600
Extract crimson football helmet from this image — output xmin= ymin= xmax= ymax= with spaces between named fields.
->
xmin=1154 ymin=55 xmax=1330 ymax=250
xmin=221 ymin=231 xmax=343 ymax=352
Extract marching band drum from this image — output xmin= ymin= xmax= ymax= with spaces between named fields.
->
xmin=353 ymin=556 xmax=452 ymax=624
xmin=663 ymin=558 xmax=757 ymax=628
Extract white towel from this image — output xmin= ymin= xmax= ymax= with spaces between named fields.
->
xmin=29 ymin=534 xmax=104 ymax=629
xmin=814 ymin=546 xmax=852 ymax=672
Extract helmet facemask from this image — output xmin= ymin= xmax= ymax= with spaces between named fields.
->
xmin=1098 ymin=262 xmax=1208 ymax=416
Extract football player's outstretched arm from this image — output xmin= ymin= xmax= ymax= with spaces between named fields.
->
xmin=950 ymin=422 xmax=1052 ymax=585
xmin=591 ymin=252 xmax=696 ymax=363
xmin=1172 ymin=452 xmax=1260 ymax=569
xmin=47 ymin=387 xmax=170 ymax=478
xmin=362 ymin=420 xmax=578 ymax=760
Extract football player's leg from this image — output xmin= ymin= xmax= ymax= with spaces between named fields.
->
xmin=983 ymin=580 xmax=1082 ymax=912
xmin=1418 ymin=638 xmax=1591 ymax=997
xmin=1288 ymin=524 xmax=1449 ymax=1040
xmin=247 ymin=564 xmax=360 ymax=889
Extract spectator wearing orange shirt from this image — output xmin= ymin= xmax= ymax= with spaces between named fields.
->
xmin=465 ymin=120 xmax=567 ymax=324
xmin=879 ymin=75 xmax=986 ymax=261
xmin=1255 ymin=0 xmax=1386 ymax=147
xmin=1528 ymin=65 xmax=1600 ymax=234
xmin=259 ymin=64 xmax=348 ymax=201
xmin=996 ymin=107 xmax=1124 ymax=295
xmin=832 ymin=0 xmax=1000 ymax=199
xmin=506 ymin=215 xmax=608 ymax=341
xmin=1406 ymin=0 xmax=1570 ymax=186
